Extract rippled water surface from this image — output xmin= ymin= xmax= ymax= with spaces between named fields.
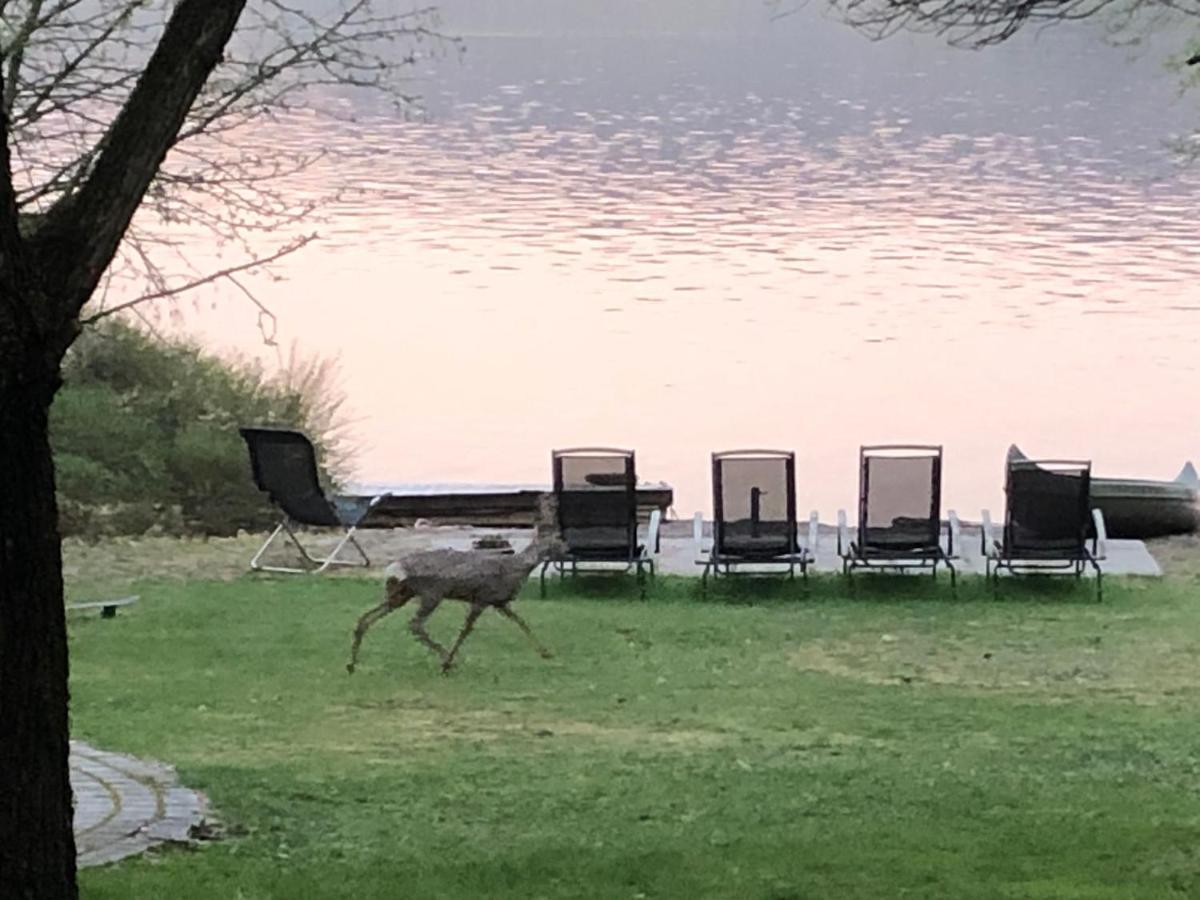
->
xmin=179 ymin=6 xmax=1200 ymax=516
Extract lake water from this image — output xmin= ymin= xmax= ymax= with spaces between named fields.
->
xmin=170 ymin=2 xmax=1200 ymax=518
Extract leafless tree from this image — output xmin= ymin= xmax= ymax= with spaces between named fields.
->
xmin=0 ymin=3 xmax=454 ymax=898
xmin=771 ymin=0 xmax=1200 ymax=49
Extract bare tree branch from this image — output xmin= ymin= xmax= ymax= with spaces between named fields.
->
xmin=24 ymin=0 xmax=247 ymax=338
xmin=804 ymin=0 xmax=1200 ymax=48
xmin=0 ymin=1 xmax=454 ymax=330
xmin=80 ymin=233 xmax=313 ymax=327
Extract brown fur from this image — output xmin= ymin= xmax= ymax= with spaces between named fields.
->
xmin=347 ymin=495 xmax=564 ymax=674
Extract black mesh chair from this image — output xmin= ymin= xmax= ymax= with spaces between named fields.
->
xmin=837 ymin=445 xmax=958 ymax=589
xmin=700 ymin=450 xmax=817 ymax=594
xmin=240 ymin=426 xmax=384 ymax=574
xmin=540 ymin=448 xmax=660 ymax=598
xmin=982 ymin=456 xmax=1106 ymax=600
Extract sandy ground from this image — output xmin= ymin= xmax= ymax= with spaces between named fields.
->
xmin=1143 ymin=533 xmax=1200 ymax=578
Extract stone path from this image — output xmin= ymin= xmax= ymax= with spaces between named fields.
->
xmin=71 ymin=741 xmax=206 ymax=868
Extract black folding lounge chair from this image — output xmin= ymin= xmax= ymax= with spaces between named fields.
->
xmin=982 ymin=457 xmax=1107 ymax=600
xmin=540 ymin=448 xmax=660 ymax=598
xmin=837 ymin=444 xmax=958 ymax=589
xmin=239 ymin=426 xmax=385 ymax=574
xmin=699 ymin=450 xmax=818 ymax=595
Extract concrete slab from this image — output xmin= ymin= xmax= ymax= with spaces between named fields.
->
xmin=655 ymin=524 xmax=1159 ymax=577
xmin=309 ymin=520 xmax=1162 ymax=579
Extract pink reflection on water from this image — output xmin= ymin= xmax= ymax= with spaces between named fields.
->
xmin=142 ymin=106 xmax=1198 ymax=519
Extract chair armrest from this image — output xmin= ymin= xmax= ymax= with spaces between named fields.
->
xmin=981 ymin=509 xmax=996 ymax=558
xmin=807 ymin=510 xmax=820 ymax=558
xmin=947 ymin=509 xmax=961 ymax=559
xmin=647 ymin=509 xmax=662 ymax=557
xmin=837 ymin=509 xmax=849 ymax=557
xmin=1091 ymin=508 xmax=1108 ymax=560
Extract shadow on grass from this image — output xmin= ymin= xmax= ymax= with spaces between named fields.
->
xmin=534 ymin=571 xmax=1110 ymax=608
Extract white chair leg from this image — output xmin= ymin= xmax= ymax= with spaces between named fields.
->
xmin=250 ymin=520 xmax=371 ymax=575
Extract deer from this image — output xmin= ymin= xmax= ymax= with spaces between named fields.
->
xmin=347 ymin=494 xmax=566 ymax=674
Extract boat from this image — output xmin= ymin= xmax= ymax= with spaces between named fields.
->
xmin=343 ymin=481 xmax=674 ymax=528
xmin=1008 ymin=445 xmax=1199 ymax=539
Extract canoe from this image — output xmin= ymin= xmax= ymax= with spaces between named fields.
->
xmin=1008 ymin=446 xmax=1199 ymax=539
xmin=345 ymin=481 xmax=674 ymax=528
xmin=1090 ymin=465 xmax=1199 ymax=538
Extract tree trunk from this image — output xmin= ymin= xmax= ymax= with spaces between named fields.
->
xmin=0 ymin=372 xmax=77 ymax=899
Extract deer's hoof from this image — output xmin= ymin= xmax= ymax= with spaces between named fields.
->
xmin=540 ymin=650 xmax=555 ymax=660
xmin=440 ymin=662 xmax=456 ymax=675
xmin=346 ymin=663 xmax=356 ymax=675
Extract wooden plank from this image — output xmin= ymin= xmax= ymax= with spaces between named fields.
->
xmin=67 ymin=596 xmax=139 ymax=619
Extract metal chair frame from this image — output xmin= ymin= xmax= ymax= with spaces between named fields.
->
xmin=699 ymin=449 xmax=817 ymax=596
xmin=983 ymin=458 xmax=1106 ymax=601
xmin=240 ymin=426 xmax=383 ymax=574
xmin=539 ymin=447 xmax=659 ymax=599
xmin=837 ymin=444 xmax=958 ymax=592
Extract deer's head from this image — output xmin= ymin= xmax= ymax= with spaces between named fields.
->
xmin=529 ymin=493 xmax=567 ymax=561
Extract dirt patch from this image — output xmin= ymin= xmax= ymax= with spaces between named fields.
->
xmin=319 ymin=704 xmax=736 ymax=753
xmin=62 ymin=535 xmax=262 ymax=597
xmin=788 ymin=634 xmax=1200 ymax=704
xmin=1145 ymin=534 xmax=1200 ymax=579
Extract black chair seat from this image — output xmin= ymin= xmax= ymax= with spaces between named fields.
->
xmin=719 ymin=535 xmax=795 ymax=559
xmin=853 ymin=541 xmax=943 ymax=559
xmin=999 ymin=542 xmax=1088 ymax=560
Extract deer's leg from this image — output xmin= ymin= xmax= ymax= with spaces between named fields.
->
xmin=347 ymin=581 xmax=415 ymax=673
xmin=441 ymin=604 xmax=486 ymax=674
xmin=409 ymin=595 xmax=448 ymax=663
xmin=496 ymin=603 xmax=553 ymax=660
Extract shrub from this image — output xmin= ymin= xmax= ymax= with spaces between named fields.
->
xmin=51 ymin=320 xmax=353 ymax=537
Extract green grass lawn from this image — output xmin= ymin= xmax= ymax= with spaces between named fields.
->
xmin=72 ymin=573 xmax=1200 ymax=899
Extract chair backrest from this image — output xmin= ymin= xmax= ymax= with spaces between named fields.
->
xmin=858 ymin=445 xmax=942 ymax=551
xmin=239 ymin=427 xmax=340 ymax=527
xmin=1004 ymin=459 xmax=1091 ymax=555
xmin=552 ymin=448 xmax=637 ymax=557
xmin=712 ymin=450 xmax=796 ymax=558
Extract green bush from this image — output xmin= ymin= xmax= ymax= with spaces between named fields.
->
xmin=51 ymin=320 xmax=352 ymax=538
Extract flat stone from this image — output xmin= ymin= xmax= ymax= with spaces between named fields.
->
xmin=70 ymin=740 xmax=206 ymax=868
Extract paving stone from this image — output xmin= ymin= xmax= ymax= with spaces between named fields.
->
xmin=70 ymin=741 xmax=206 ymax=868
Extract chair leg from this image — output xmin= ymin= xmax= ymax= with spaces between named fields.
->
xmin=249 ymin=520 xmax=369 ymax=574
xmin=1086 ymin=552 xmax=1103 ymax=602
xmin=249 ymin=523 xmax=294 ymax=572
xmin=312 ymin=526 xmax=371 ymax=573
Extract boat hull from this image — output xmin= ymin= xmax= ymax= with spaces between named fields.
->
xmin=1007 ymin=445 xmax=1199 ymax=539
xmin=348 ymin=482 xmax=674 ymax=528
xmin=1090 ymin=479 xmax=1199 ymax=539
